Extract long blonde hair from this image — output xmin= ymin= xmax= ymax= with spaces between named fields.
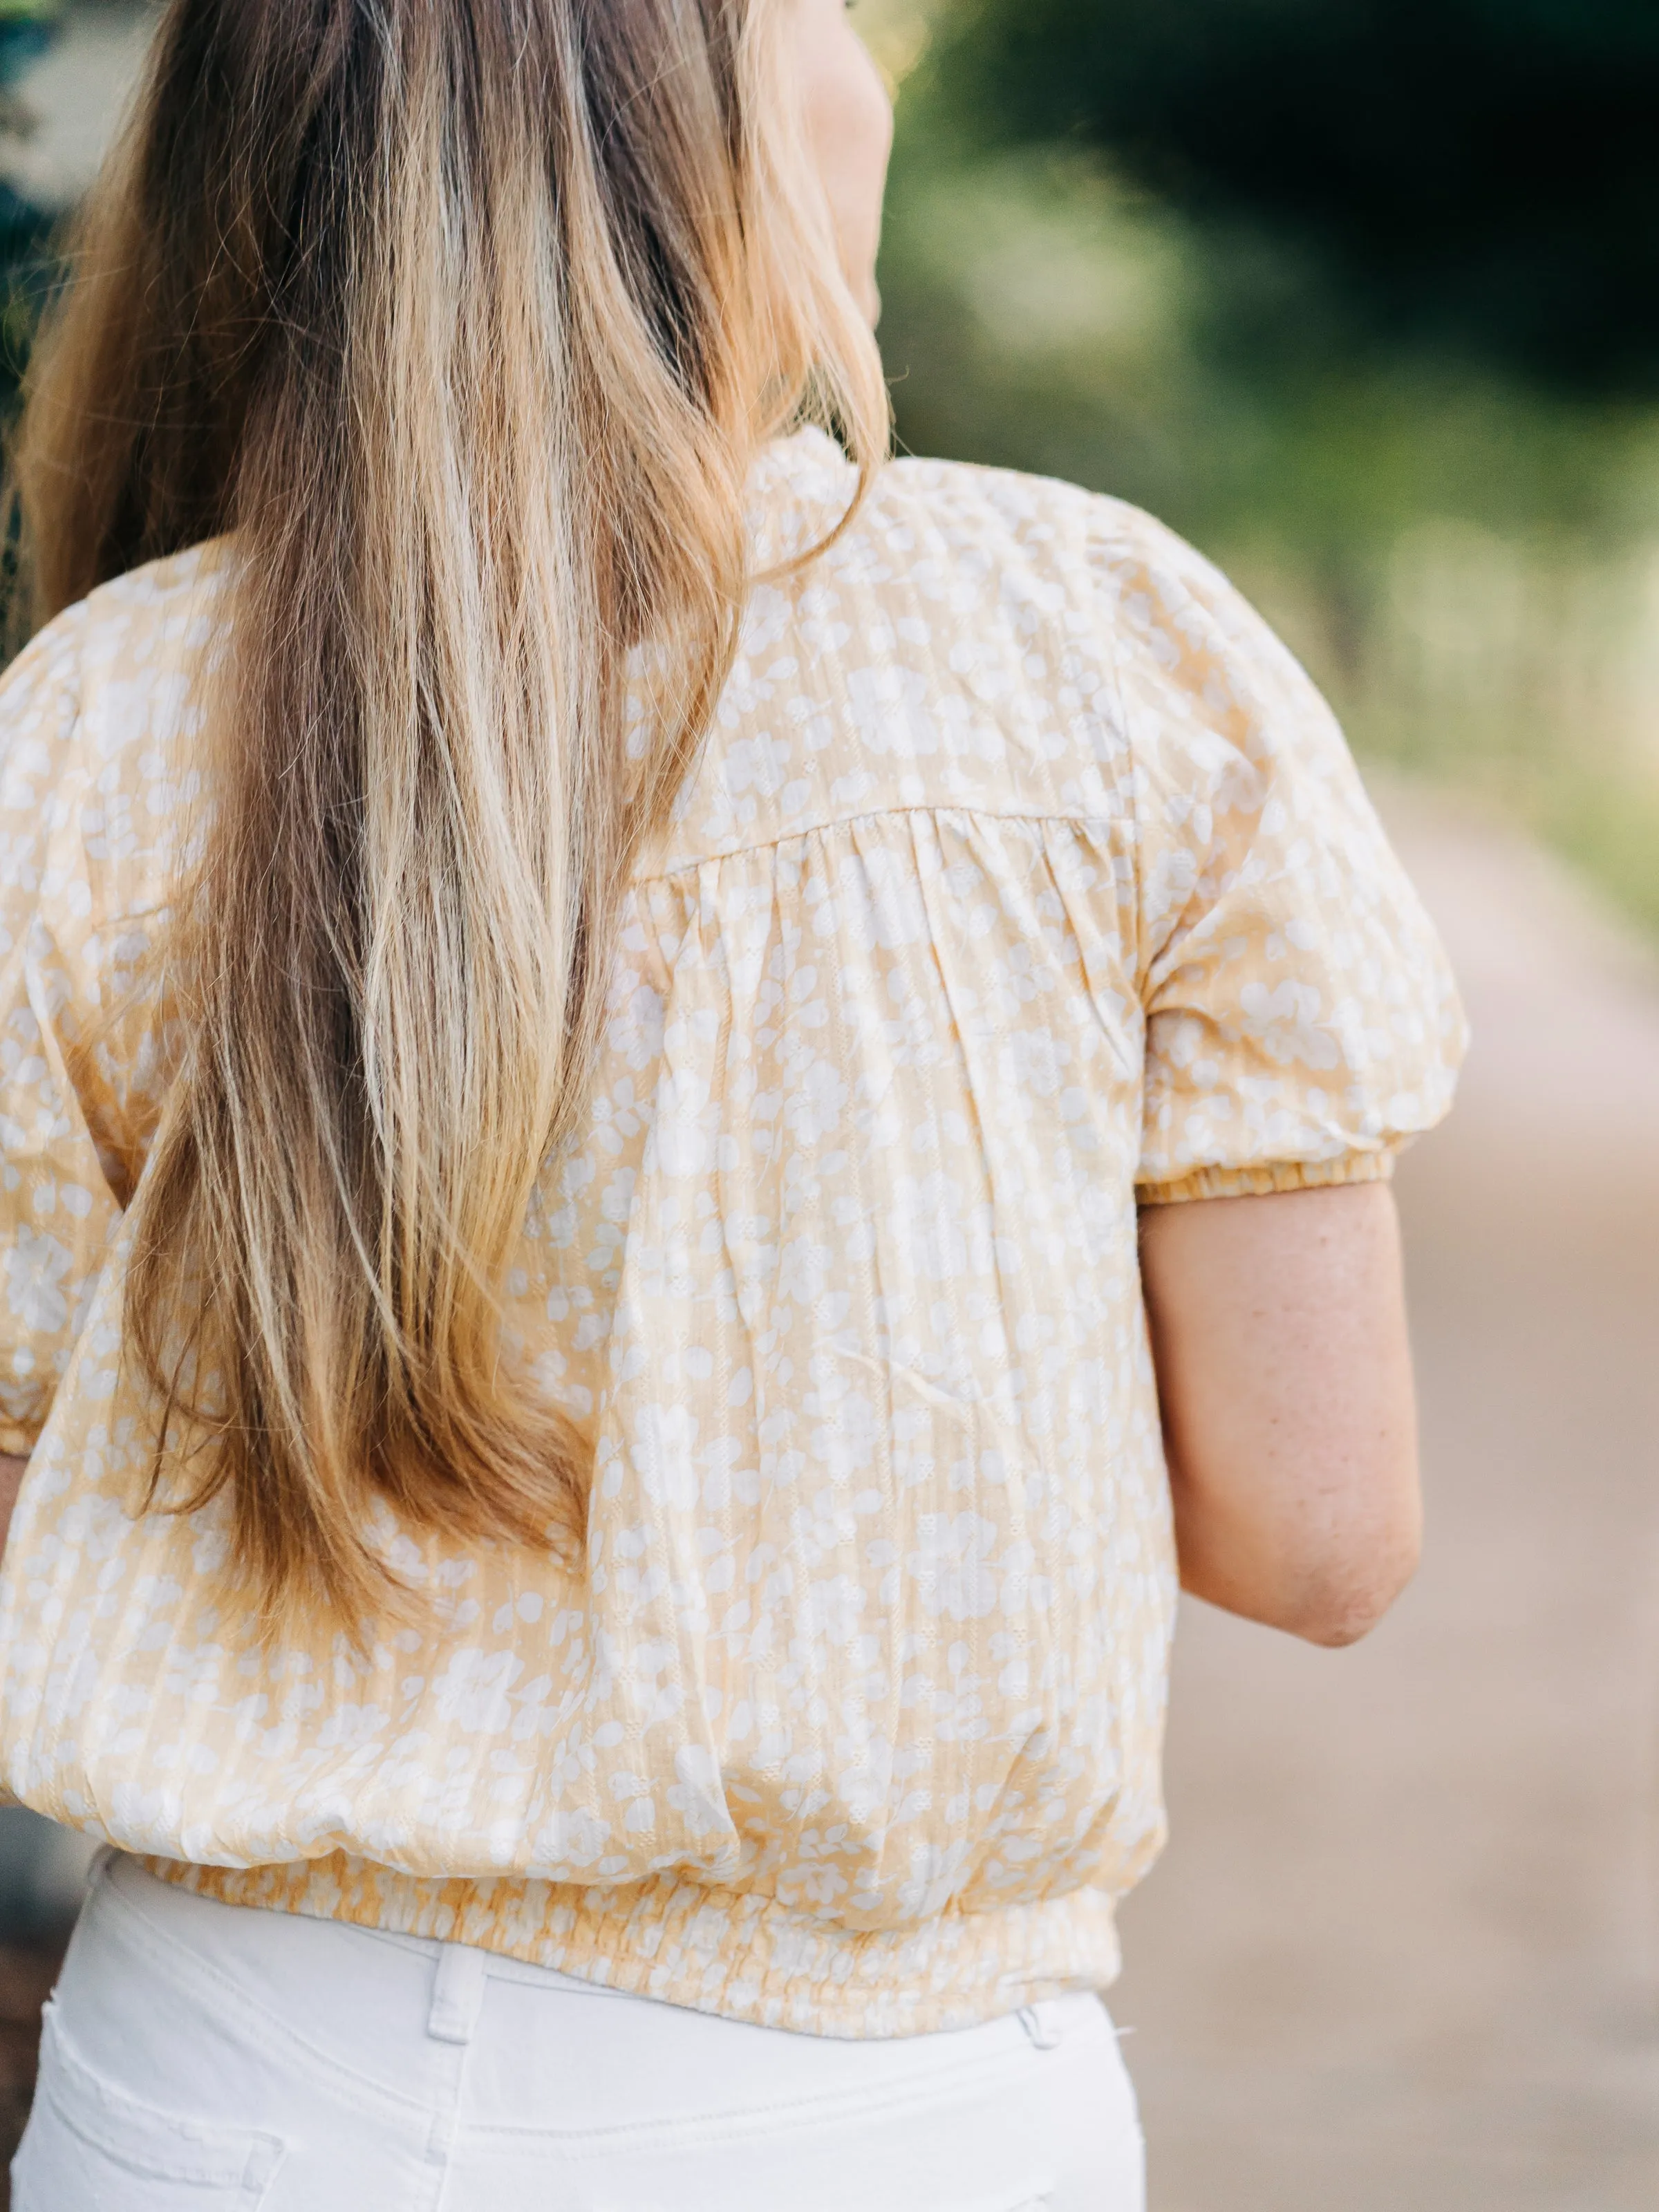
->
xmin=8 ymin=0 xmax=888 ymax=1629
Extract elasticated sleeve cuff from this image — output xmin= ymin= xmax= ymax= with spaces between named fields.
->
xmin=1136 ymin=1144 xmax=1400 ymax=1208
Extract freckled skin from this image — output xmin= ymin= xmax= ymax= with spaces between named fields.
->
xmin=1140 ymin=1181 xmax=1423 ymax=1647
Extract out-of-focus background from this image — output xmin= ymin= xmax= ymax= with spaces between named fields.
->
xmin=3 ymin=1 xmax=1659 ymax=2203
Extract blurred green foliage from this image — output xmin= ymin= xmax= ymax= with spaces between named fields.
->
xmin=873 ymin=0 xmax=1659 ymax=930
xmin=0 ymin=0 xmax=57 ymax=84
xmin=0 ymin=0 xmax=59 ymax=418
xmin=934 ymin=0 xmax=1659 ymax=397
xmin=880 ymin=138 xmax=1659 ymax=557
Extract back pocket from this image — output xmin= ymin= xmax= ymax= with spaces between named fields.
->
xmin=12 ymin=2005 xmax=283 ymax=2211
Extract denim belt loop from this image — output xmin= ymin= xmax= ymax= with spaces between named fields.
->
xmin=427 ymin=1940 xmax=489 ymax=2045
xmin=1018 ymin=2000 xmax=1064 ymax=2051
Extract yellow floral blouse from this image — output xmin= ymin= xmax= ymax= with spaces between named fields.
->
xmin=0 ymin=433 xmax=1464 ymax=2035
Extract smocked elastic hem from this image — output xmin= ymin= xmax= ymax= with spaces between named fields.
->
xmin=1136 ymin=1145 xmax=1400 ymax=1208
xmin=140 ymin=1855 xmax=1123 ymax=2043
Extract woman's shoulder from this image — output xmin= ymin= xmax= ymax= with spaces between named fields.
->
xmin=762 ymin=429 xmax=1168 ymax=576
xmin=881 ymin=447 xmax=1141 ymax=543
xmin=876 ymin=453 xmax=1360 ymax=787
xmin=0 ymin=541 xmax=232 ymax=932
xmin=765 ymin=432 xmax=1283 ymax=684
xmin=756 ymin=433 xmax=1333 ymax=785
xmin=1 ymin=539 xmax=233 ymax=735
xmin=668 ymin=447 xmax=1241 ymax=870
xmin=875 ymin=453 xmax=1290 ymax=676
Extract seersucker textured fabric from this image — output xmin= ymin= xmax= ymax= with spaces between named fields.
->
xmin=0 ymin=431 xmax=1465 ymax=2035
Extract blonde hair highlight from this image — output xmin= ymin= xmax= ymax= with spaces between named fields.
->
xmin=8 ymin=0 xmax=888 ymax=1631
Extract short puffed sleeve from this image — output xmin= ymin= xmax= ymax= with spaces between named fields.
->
xmin=0 ymin=609 xmax=125 ymax=1455
xmin=1100 ymin=508 xmax=1467 ymax=1203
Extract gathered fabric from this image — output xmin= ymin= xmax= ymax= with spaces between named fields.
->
xmin=0 ymin=433 xmax=1465 ymax=2034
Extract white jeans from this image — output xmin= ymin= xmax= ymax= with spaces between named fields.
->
xmin=15 ymin=1853 xmax=1145 ymax=2211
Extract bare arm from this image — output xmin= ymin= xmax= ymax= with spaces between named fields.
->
xmin=1139 ymin=1181 xmax=1421 ymax=1647
xmin=1 ymin=1451 xmax=24 ymax=1564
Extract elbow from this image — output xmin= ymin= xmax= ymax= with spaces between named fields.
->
xmin=1282 ymin=1520 xmax=1421 ymax=1648
xmin=1172 ymin=1443 xmax=1424 ymax=1649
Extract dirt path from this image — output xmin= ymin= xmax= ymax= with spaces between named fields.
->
xmin=1113 ymin=786 xmax=1659 ymax=2209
